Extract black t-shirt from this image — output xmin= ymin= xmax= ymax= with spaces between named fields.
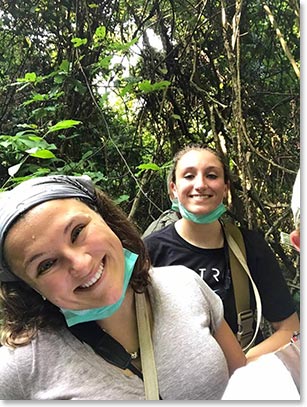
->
xmin=144 ymin=223 xmax=296 ymax=342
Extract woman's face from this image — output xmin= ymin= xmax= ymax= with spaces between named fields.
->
xmin=4 ymin=199 xmax=125 ymax=310
xmin=171 ymin=149 xmax=229 ymax=215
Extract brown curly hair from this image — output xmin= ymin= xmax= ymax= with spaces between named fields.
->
xmin=0 ymin=187 xmax=151 ymax=348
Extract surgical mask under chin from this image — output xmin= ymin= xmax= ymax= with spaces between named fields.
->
xmin=171 ymin=199 xmax=180 ymax=212
xmin=175 ymin=199 xmax=226 ymax=224
xmin=61 ymin=248 xmax=138 ymax=327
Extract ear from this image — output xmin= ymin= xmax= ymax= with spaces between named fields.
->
xmin=170 ymin=181 xmax=178 ymax=199
xmin=290 ymin=229 xmax=300 ymax=252
xmin=223 ymin=181 xmax=230 ymax=199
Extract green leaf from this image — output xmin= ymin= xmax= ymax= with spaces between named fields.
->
xmin=27 ymin=149 xmax=56 ymax=159
xmin=138 ymin=163 xmax=161 ymax=171
xmin=16 ymin=123 xmax=38 ymax=130
xmin=82 ymin=150 xmax=93 ymax=160
xmin=111 ymin=37 xmax=139 ymax=52
xmin=114 ymin=194 xmax=130 ymax=204
xmin=98 ymin=55 xmax=112 ymax=69
xmin=24 ymin=72 xmax=37 ymax=82
xmin=15 ymin=130 xmax=39 ymax=137
xmin=152 ymin=80 xmax=171 ymax=91
xmin=120 ymin=83 xmax=134 ymax=97
xmin=138 ymin=80 xmax=171 ymax=93
xmin=28 ymin=136 xmax=43 ymax=141
xmin=138 ymin=80 xmax=152 ymax=92
xmin=95 ymin=26 xmax=106 ymax=40
xmin=71 ymin=37 xmax=88 ymax=48
xmin=171 ymin=114 xmax=181 ymax=120
xmin=0 ymin=140 xmax=10 ymax=148
xmin=54 ymin=74 xmax=65 ymax=84
xmin=59 ymin=60 xmax=70 ymax=72
xmin=47 ymin=120 xmax=82 ymax=133
xmin=17 ymin=72 xmax=43 ymax=83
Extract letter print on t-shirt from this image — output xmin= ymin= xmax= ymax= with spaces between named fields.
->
xmin=197 ymin=252 xmax=231 ymax=300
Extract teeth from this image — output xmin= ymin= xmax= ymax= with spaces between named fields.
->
xmin=80 ymin=263 xmax=104 ymax=288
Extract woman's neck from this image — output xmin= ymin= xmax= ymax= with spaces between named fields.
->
xmin=96 ymin=287 xmax=139 ymax=355
xmin=175 ymin=218 xmax=224 ymax=249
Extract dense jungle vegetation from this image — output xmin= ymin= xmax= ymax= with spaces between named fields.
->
xmin=0 ymin=0 xmax=300 ymax=317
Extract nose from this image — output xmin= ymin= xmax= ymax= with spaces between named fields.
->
xmin=67 ymin=250 xmax=92 ymax=277
xmin=194 ymin=174 xmax=207 ymax=190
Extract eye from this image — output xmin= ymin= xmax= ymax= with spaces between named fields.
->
xmin=71 ymin=225 xmax=85 ymax=243
xmin=183 ymin=173 xmax=194 ymax=180
xmin=207 ymin=173 xmax=218 ymax=180
xmin=38 ymin=259 xmax=56 ymax=275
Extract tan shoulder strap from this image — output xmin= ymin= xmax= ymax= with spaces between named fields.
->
xmin=135 ymin=292 xmax=160 ymax=400
xmin=223 ymin=223 xmax=249 ymax=314
xmin=223 ymin=223 xmax=262 ymax=352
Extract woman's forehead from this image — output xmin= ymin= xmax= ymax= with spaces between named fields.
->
xmin=7 ymin=199 xmax=91 ymax=239
xmin=25 ymin=198 xmax=89 ymax=215
xmin=4 ymin=199 xmax=94 ymax=257
xmin=177 ymin=149 xmax=222 ymax=168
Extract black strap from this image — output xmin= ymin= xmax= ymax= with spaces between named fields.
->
xmin=69 ymin=321 xmax=163 ymax=399
xmin=69 ymin=321 xmax=143 ymax=380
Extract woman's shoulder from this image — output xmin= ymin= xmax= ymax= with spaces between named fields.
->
xmin=150 ymin=264 xmax=198 ymax=283
xmin=223 ymin=222 xmax=267 ymax=248
xmin=150 ymin=264 xmax=194 ymax=290
xmin=150 ymin=265 xmax=222 ymax=304
xmin=0 ymin=337 xmax=34 ymax=363
xmin=0 ymin=326 xmax=72 ymax=361
xmin=240 ymin=228 xmax=278 ymax=256
xmin=143 ymin=223 xmax=175 ymax=243
xmin=149 ymin=265 xmax=223 ymax=334
xmin=0 ymin=326 xmax=80 ymax=363
xmin=239 ymin=226 xmax=265 ymax=238
xmin=239 ymin=226 xmax=269 ymax=250
xmin=0 ymin=339 xmax=35 ymax=399
xmin=0 ymin=342 xmax=15 ymax=364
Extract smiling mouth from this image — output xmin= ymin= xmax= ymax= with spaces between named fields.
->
xmin=79 ymin=261 xmax=104 ymax=289
xmin=190 ymin=194 xmax=212 ymax=199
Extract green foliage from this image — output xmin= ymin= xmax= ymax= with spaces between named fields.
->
xmin=0 ymin=0 xmax=300 ymax=310
xmin=0 ymin=119 xmax=83 ymax=185
xmin=138 ymin=80 xmax=171 ymax=93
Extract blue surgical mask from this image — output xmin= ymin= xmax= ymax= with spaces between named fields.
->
xmin=61 ymin=248 xmax=138 ymax=327
xmin=177 ymin=199 xmax=226 ymax=224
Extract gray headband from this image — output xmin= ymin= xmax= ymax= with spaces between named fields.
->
xmin=0 ymin=175 xmax=96 ymax=282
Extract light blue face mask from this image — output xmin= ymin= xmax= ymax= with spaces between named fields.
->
xmin=171 ymin=198 xmax=180 ymax=212
xmin=173 ymin=198 xmax=226 ymax=224
xmin=61 ymin=248 xmax=138 ymax=327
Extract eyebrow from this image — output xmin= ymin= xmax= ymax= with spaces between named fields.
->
xmin=64 ymin=219 xmax=75 ymax=235
xmin=24 ymin=219 xmax=74 ymax=268
xmin=25 ymin=252 xmax=45 ymax=269
xmin=182 ymin=165 xmax=221 ymax=172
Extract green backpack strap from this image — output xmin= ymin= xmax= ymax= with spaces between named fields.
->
xmin=223 ymin=222 xmax=262 ymax=352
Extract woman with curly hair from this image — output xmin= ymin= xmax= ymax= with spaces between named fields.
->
xmin=0 ymin=174 xmax=245 ymax=400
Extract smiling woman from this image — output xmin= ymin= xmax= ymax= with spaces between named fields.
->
xmin=0 ymin=174 xmax=246 ymax=400
xmin=144 ymin=144 xmax=299 ymax=362
xmin=4 ymin=198 xmax=125 ymax=311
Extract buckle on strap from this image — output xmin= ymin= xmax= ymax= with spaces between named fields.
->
xmin=237 ymin=309 xmax=254 ymax=348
